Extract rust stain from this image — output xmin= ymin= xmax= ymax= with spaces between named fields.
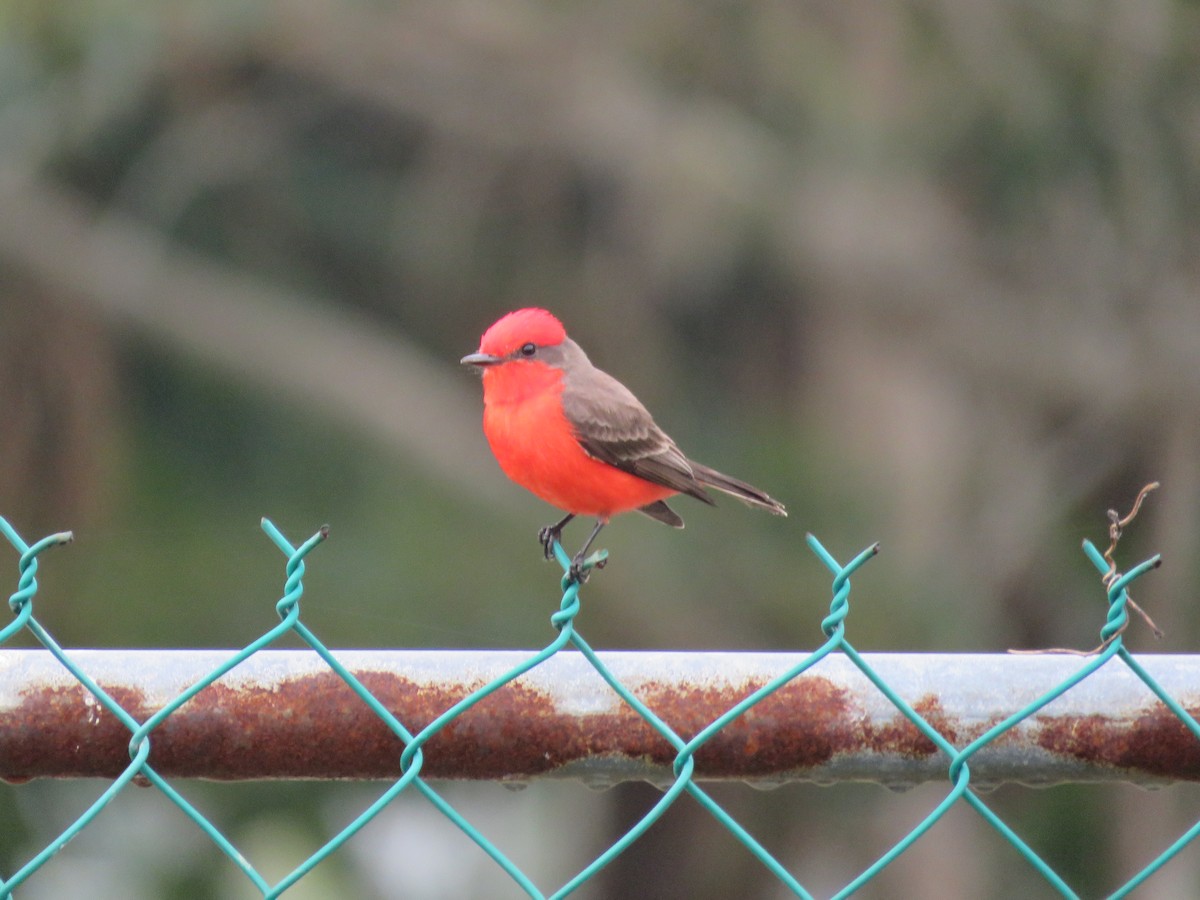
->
xmin=867 ymin=695 xmax=951 ymax=758
xmin=1036 ymin=707 xmax=1200 ymax=781
xmin=2 ymin=672 xmax=863 ymax=780
xmin=9 ymin=670 xmax=1199 ymax=782
xmin=638 ymin=675 xmax=854 ymax=774
xmin=2 ymin=683 xmax=142 ymax=778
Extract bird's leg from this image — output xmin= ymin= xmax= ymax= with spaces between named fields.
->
xmin=538 ymin=513 xmax=575 ymax=560
xmin=568 ymin=519 xmax=607 ymax=584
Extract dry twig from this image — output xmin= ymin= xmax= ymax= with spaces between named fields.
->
xmin=1012 ymin=481 xmax=1161 ymax=655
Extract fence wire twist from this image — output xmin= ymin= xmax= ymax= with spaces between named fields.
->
xmin=0 ymin=511 xmax=1193 ymax=898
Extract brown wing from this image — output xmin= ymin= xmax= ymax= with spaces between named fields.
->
xmin=552 ymin=340 xmax=715 ymax=505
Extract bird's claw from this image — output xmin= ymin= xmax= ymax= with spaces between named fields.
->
xmin=567 ymin=553 xmax=606 ymax=585
xmin=538 ymin=525 xmax=561 ymax=560
xmin=539 ymin=519 xmax=608 ymax=582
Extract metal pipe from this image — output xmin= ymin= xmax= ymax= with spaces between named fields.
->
xmin=2 ymin=650 xmax=1197 ymax=787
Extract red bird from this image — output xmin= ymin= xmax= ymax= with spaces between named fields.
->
xmin=462 ymin=308 xmax=786 ymax=581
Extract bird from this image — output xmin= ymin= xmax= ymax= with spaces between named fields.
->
xmin=461 ymin=308 xmax=786 ymax=582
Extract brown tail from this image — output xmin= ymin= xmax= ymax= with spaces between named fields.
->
xmin=690 ymin=462 xmax=787 ymax=516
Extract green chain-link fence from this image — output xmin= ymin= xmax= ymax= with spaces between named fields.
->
xmin=1 ymin=510 xmax=1193 ymax=898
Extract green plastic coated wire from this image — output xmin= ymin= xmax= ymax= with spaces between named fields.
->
xmin=0 ymin=513 xmax=1186 ymax=899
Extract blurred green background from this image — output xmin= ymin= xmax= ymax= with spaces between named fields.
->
xmin=2 ymin=1 xmax=1199 ymax=897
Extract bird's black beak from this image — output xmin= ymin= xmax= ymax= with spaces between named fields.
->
xmin=460 ymin=352 xmax=502 ymax=371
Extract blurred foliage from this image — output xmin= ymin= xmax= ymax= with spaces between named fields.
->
xmin=1 ymin=1 xmax=1199 ymax=897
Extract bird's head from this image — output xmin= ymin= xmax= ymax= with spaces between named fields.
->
xmin=460 ymin=308 xmax=568 ymax=375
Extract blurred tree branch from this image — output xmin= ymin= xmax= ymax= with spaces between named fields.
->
xmin=0 ymin=169 xmax=506 ymax=506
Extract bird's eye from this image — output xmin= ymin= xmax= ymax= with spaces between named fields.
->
xmin=519 ymin=342 xmax=537 ymax=357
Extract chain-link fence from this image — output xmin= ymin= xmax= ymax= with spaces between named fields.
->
xmin=1 ymin=510 xmax=1193 ymax=898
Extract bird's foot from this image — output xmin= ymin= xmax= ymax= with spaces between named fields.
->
xmin=538 ymin=524 xmax=562 ymax=560
xmin=566 ymin=556 xmax=604 ymax=585
xmin=567 ymin=551 xmax=608 ymax=585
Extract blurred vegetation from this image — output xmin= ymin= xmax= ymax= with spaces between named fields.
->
xmin=1 ymin=1 xmax=1199 ymax=897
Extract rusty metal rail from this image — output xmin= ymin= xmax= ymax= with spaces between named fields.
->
xmin=3 ymin=649 xmax=1198 ymax=787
